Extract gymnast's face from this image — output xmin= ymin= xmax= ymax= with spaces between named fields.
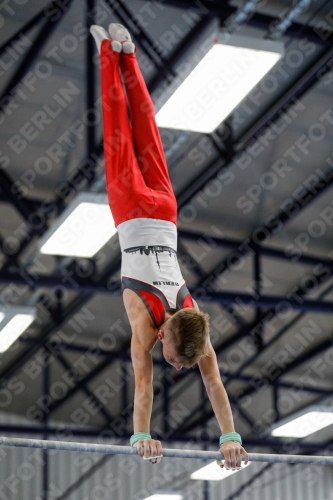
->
xmin=157 ymin=327 xmax=183 ymax=371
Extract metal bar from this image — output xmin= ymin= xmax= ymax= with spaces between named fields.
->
xmin=0 ymin=426 xmax=331 ymax=451
xmin=0 ymin=437 xmax=332 ymax=464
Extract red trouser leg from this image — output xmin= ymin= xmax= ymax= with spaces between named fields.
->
xmin=100 ymin=41 xmax=177 ymax=227
xmin=100 ymin=40 xmax=156 ymax=226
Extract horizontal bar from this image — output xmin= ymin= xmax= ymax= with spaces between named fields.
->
xmin=0 ymin=428 xmax=330 ymax=452
xmin=0 ymin=437 xmax=332 ymax=465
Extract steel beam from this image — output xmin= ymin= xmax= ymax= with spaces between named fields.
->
xmin=147 ymin=15 xmax=213 ymax=93
xmin=221 ymin=281 xmax=333 ymax=392
xmin=3 ymin=271 xmax=333 ymax=312
xmin=199 ymin=291 xmax=333 ymax=313
xmin=154 ymin=1 xmax=333 ymax=47
xmin=253 ymin=250 xmax=263 ymax=350
xmin=0 ymin=1 xmax=66 ymax=58
xmin=240 ymin=335 xmax=333 ymax=405
xmin=104 ymin=0 xmax=175 ymax=80
xmin=20 ymin=339 xmax=332 ymax=396
xmin=0 ymin=169 xmax=43 ymax=230
xmin=0 ymin=0 xmax=74 ymax=107
xmin=54 ymin=352 xmax=114 ymax=423
xmin=0 ymin=257 xmax=121 ymax=388
xmin=86 ymin=0 xmax=96 ymax=168
xmin=178 ymin=229 xmax=333 ymax=273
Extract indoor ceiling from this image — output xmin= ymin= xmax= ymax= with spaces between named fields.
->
xmin=0 ymin=0 xmax=333 ymax=454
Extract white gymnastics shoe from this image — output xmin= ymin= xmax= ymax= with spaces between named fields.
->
xmin=108 ymin=23 xmax=135 ymax=54
xmin=90 ymin=25 xmax=122 ymax=53
xmin=90 ymin=25 xmax=109 ymax=53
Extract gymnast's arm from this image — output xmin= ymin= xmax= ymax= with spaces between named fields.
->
xmin=130 ymin=327 xmax=163 ymax=460
xmin=197 ymin=327 xmax=249 ymax=468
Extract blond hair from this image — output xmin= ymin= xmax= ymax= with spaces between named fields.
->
xmin=168 ymin=308 xmax=210 ymax=368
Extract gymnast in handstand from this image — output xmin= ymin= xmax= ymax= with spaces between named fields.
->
xmin=90 ymin=23 xmax=248 ymax=470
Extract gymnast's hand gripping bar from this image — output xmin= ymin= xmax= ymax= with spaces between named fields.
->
xmin=0 ymin=437 xmax=332 ymax=465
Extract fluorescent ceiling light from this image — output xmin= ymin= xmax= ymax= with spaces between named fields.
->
xmin=156 ymin=34 xmax=283 ymax=133
xmin=144 ymin=495 xmax=182 ymax=500
xmin=0 ymin=307 xmax=35 ymax=353
xmin=39 ymin=193 xmax=116 ymax=258
xmin=271 ymin=410 xmax=333 ymax=438
xmin=191 ymin=460 xmax=250 ymax=481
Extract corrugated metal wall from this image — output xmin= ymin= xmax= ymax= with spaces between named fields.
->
xmin=0 ymin=413 xmax=332 ymax=500
xmin=209 ymin=461 xmax=333 ymax=500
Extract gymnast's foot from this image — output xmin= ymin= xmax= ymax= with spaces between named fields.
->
xmin=90 ymin=25 xmax=122 ymax=53
xmin=108 ymin=23 xmax=135 ymax=54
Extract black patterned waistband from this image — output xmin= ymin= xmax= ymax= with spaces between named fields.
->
xmin=123 ymin=245 xmax=177 ymax=256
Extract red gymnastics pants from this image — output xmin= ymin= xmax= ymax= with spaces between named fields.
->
xmin=100 ymin=40 xmax=177 ymax=227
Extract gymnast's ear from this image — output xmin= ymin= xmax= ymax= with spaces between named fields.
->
xmin=157 ymin=329 xmax=164 ymax=341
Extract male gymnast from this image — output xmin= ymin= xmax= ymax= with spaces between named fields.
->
xmin=90 ymin=23 xmax=248 ymax=470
